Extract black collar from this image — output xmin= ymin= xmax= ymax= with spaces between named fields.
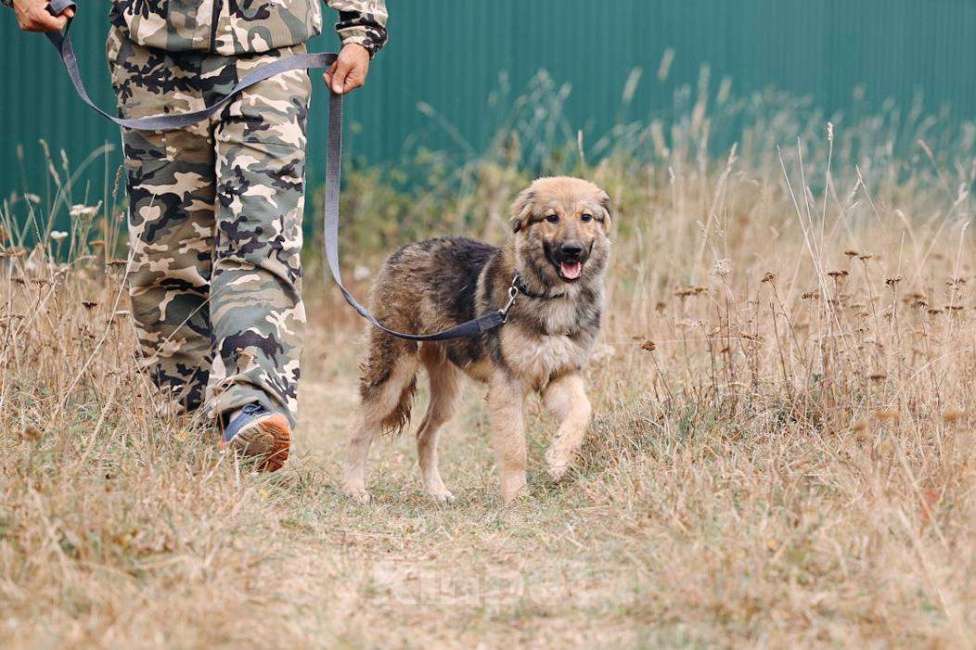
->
xmin=513 ymin=273 xmax=566 ymax=300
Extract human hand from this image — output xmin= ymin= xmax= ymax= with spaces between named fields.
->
xmin=324 ymin=43 xmax=371 ymax=95
xmin=12 ymin=0 xmax=74 ymax=32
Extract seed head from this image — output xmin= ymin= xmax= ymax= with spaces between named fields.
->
xmin=943 ymin=410 xmax=966 ymax=424
xmin=69 ymin=204 xmax=99 ymax=220
xmin=873 ymin=409 xmax=900 ymax=423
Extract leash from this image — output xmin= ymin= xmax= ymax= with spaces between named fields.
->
xmin=42 ymin=0 xmax=511 ymax=341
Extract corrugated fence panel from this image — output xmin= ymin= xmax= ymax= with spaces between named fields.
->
xmin=2 ymin=0 xmax=976 ymax=206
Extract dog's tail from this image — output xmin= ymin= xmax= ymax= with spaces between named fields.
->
xmin=376 ymin=374 xmax=416 ymax=435
xmin=359 ymin=334 xmax=419 ymax=436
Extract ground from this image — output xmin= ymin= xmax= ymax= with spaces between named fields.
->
xmin=5 ymin=257 xmax=976 ymax=648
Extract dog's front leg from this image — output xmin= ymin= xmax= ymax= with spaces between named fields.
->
xmin=487 ymin=373 xmax=528 ymax=503
xmin=542 ymin=372 xmax=592 ymax=481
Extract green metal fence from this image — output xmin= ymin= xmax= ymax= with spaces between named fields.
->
xmin=1 ymin=0 xmax=975 ymax=202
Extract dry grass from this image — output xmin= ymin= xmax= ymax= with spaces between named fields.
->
xmin=4 ymin=75 xmax=976 ymax=647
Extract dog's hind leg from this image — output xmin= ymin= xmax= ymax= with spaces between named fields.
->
xmin=542 ymin=372 xmax=592 ymax=481
xmin=343 ymin=335 xmax=419 ymax=503
xmin=416 ymin=344 xmax=462 ymax=503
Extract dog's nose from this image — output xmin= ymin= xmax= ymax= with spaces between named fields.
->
xmin=560 ymin=242 xmax=584 ymax=259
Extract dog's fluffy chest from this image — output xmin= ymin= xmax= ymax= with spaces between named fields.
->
xmin=503 ymin=331 xmax=588 ymax=387
xmin=500 ymin=298 xmax=594 ymax=388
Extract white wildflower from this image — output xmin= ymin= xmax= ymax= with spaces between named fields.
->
xmin=69 ymin=204 xmax=99 ymax=219
xmin=711 ymin=258 xmax=732 ymax=278
xmin=353 ymin=265 xmax=371 ymax=281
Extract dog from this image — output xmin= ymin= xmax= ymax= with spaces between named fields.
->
xmin=341 ymin=176 xmax=612 ymax=503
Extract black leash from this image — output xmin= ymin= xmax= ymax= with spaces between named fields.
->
xmin=43 ymin=0 xmax=511 ymax=341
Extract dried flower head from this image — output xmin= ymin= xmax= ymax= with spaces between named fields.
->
xmin=943 ymin=410 xmax=966 ymax=424
xmin=69 ymin=204 xmax=100 ymax=220
xmin=711 ymin=258 xmax=732 ymax=278
xmin=873 ymin=409 xmax=900 ymax=423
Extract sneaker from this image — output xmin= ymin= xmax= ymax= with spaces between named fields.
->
xmin=220 ymin=403 xmax=291 ymax=472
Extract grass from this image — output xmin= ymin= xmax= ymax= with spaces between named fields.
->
xmin=4 ymin=69 xmax=976 ymax=647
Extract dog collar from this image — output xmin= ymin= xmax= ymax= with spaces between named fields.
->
xmin=512 ymin=273 xmax=567 ymax=300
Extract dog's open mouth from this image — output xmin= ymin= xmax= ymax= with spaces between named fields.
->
xmin=559 ymin=261 xmax=583 ymax=281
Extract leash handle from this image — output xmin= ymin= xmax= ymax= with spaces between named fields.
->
xmin=47 ymin=0 xmax=75 ymax=19
xmin=41 ymin=12 xmax=507 ymax=341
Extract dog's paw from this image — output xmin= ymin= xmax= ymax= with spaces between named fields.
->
xmin=547 ymin=462 xmax=572 ymax=482
xmin=545 ymin=450 xmax=575 ymax=482
xmin=427 ymin=488 xmax=456 ymax=504
xmin=501 ymin=488 xmax=531 ymax=506
xmin=500 ymin=474 xmax=529 ymax=504
xmin=342 ymin=484 xmax=372 ymax=504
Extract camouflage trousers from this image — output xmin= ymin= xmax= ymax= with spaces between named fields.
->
xmin=108 ymin=27 xmax=311 ymax=428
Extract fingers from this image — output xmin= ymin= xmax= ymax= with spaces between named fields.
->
xmin=324 ymin=54 xmax=369 ymax=94
xmin=323 ymin=61 xmax=338 ymax=92
xmin=19 ymin=4 xmax=70 ymax=32
xmin=343 ymin=65 xmax=366 ymax=93
xmin=330 ymin=58 xmax=353 ymax=94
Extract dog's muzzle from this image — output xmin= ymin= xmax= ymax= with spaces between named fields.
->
xmin=554 ymin=241 xmax=587 ymax=281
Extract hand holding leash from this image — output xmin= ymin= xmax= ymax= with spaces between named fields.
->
xmin=324 ymin=44 xmax=371 ymax=95
xmin=6 ymin=0 xmax=72 ymax=32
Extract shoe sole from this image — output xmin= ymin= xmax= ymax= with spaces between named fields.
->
xmin=222 ymin=413 xmax=291 ymax=472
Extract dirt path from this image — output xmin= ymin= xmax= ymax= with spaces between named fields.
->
xmin=252 ymin=321 xmax=643 ymax=648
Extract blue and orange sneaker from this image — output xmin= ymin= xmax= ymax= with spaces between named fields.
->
xmin=220 ymin=403 xmax=291 ymax=472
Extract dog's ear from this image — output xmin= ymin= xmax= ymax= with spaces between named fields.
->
xmin=598 ymin=190 xmax=613 ymax=227
xmin=510 ymin=188 xmax=535 ymax=233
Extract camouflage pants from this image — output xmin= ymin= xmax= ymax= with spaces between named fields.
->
xmin=108 ymin=27 xmax=311 ymax=428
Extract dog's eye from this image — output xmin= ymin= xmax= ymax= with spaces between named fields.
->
xmin=545 ymin=214 xmax=559 ymax=223
xmin=580 ymin=213 xmax=593 ymax=222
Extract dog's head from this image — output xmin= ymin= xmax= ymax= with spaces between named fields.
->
xmin=510 ymin=177 xmax=612 ymax=287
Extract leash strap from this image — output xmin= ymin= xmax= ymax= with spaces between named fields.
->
xmin=43 ymin=0 xmax=507 ymax=341
xmin=322 ymin=94 xmax=507 ymax=340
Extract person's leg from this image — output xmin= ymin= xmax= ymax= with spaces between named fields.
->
xmin=207 ymin=46 xmax=311 ymax=432
xmin=107 ymin=28 xmax=216 ymax=413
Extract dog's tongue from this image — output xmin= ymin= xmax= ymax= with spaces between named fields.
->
xmin=560 ymin=261 xmax=582 ymax=280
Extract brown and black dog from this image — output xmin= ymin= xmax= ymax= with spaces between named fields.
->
xmin=342 ymin=177 xmax=612 ymax=503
